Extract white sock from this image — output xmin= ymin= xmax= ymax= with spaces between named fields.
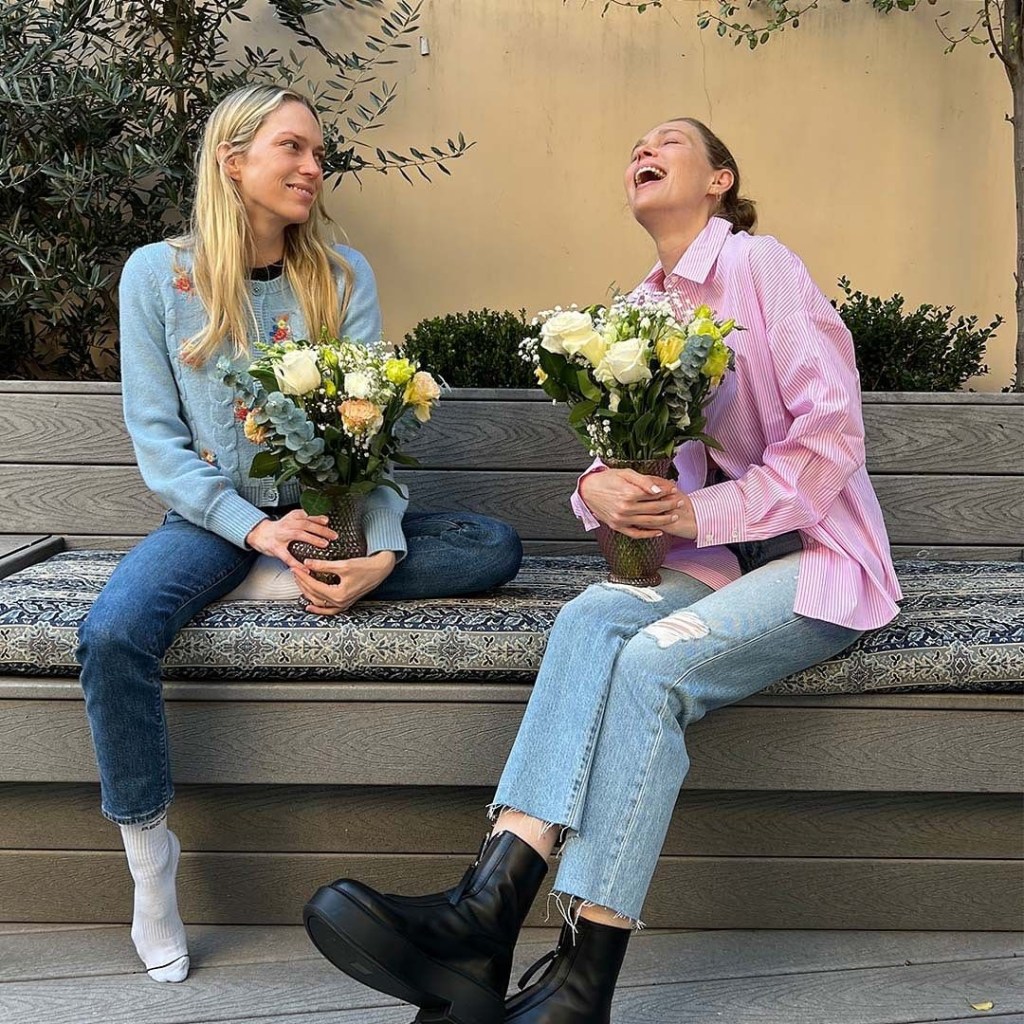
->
xmin=222 ymin=554 xmax=302 ymax=601
xmin=120 ymin=817 xmax=190 ymax=982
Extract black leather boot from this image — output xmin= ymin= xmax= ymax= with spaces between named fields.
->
xmin=504 ymin=916 xmax=631 ymax=1023
xmin=303 ymin=831 xmax=547 ymax=1024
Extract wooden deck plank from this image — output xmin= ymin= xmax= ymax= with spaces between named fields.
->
xmin=6 ymin=925 xmax=1015 ymax=987
xmin=1 ymin=852 xmax=1019 ymax=929
xmin=1 ymin=702 xmax=1019 ymax=793
xmin=0 ymin=929 xmax=1020 ymax=1024
xmin=3 ymin=677 xmax=1020 ymax=712
xmin=6 ymin=392 xmax=1023 ymax=476
xmin=0 ymin=534 xmax=63 ymax=580
xmin=47 ymin=534 xmax=1024 ymax=561
xmin=2 ymin=784 xmax=1020 ymax=860
xmin=3 ymin=464 xmax=1023 ymax=545
xmin=602 ymin=958 xmax=1022 ymax=1024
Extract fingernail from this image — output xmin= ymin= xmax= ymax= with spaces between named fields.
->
xmin=650 ymin=486 xmax=662 ymax=494
xmin=671 ymin=515 xmax=678 ymax=521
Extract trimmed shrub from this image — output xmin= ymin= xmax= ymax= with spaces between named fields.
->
xmin=834 ymin=277 xmax=1002 ymax=392
xmin=404 ymin=309 xmax=540 ymax=388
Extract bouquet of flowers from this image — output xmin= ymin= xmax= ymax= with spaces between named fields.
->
xmin=218 ymin=333 xmax=440 ymax=578
xmin=520 ymin=296 xmax=739 ymax=584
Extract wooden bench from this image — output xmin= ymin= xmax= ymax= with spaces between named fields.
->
xmin=0 ymin=381 xmax=1021 ymax=930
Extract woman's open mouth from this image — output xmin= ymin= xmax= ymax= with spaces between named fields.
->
xmin=286 ymin=183 xmax=316 ymax=202
xmin=634 ymin=165 xmax=666 ymax=189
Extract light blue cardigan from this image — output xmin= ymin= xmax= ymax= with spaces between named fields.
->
xmin=118 ymin=241 xmax=408 ymax=556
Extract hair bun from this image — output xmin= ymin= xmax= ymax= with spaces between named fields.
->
xmin=727 ymin=195 xmax=757 ymax=234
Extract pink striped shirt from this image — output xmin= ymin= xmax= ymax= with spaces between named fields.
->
xmin=571 ymin=216 xmax=903 ymax=630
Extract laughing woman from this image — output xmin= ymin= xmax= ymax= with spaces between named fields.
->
xmin=301 ymin=117 xmax=903 ymax=1023
xmin=76 ymin=84 xmax=521 ymax=984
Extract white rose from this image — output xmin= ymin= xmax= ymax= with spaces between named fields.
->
xmin=274 ymin=349 xmax=322 ymax=395
xmin=540 ymin=310 xmax=595 ymax=356
xmin=608 ymin=391 xmax=621 ymax=413
xmin=601 ymin=338 xmax=652 ymax=386
xmin=344 ymin=370 xmax=374 ymax=399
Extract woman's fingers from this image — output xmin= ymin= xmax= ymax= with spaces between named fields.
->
xmin=282 ymin=511 xmax=337 ymax=545
xmin=615 ymin=525 xmax=666 ymax=539
xmin=619 ymin=469 xmax=678 ymax=497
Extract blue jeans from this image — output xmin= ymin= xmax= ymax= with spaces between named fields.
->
xmin=491 ymin=552 xmax=861 ymax=925
xmin=77 ymin=510 xmax=522 ymax=824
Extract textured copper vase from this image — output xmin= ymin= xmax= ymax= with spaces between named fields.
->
xmin=288 ymin=493 xmax=367 ymax=585
xmin=595 ymin=457 xmax=674 ymax=587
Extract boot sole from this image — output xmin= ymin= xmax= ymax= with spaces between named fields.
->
xmin=303 ymin=884 xmax=504 ymax=1024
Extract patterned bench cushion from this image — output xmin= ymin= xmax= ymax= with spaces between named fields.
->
xmin=0 ymin=551 xmax=1021 ymax=695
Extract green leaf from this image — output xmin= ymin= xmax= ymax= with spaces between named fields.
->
xmin=390 ymin=451 xmax=420 ymax=466
xmin=249 ymin=451 xmax=280 ymax=478
xmin=576 ymin=368 xmax=602 ymax=402
xmin=300 ymin=489 xmax=332 ymax=516
xmin=250 ymin=368 xmax=278 ymax=393
xmin=567 ymin=399 xmax=598 ymax=426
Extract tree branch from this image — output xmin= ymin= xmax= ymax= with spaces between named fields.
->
xmin=984 ymin=0 xmax=1010 ymax=65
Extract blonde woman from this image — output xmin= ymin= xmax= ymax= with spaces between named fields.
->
xmin=76 ymin=84 xmax=521 ymax=983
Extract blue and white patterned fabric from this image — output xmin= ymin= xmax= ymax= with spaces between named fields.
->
xmin=0 ymin=552 xmax=1020 ymax=693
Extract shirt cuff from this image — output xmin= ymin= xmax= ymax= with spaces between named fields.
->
xmin=570 ymin=459 xmax=608 ymax=532
xmin=687 ymin=481 xmax=747 ymax=549
xmin=364 ymin=509 xmax=408 ymax=562
xmin=206 ymin=490 xmax=270 ymax=549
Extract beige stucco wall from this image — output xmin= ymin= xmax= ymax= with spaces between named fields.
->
xmin=252 ymin=0 xmax=1014 ymax=389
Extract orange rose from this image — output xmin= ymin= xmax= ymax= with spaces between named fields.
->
xmin=339 ymin=398 xmax=384 ymax=436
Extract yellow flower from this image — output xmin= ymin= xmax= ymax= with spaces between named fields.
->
xmin=701 ymin=338 xmax=731 ymax=384
xmin=338 ymin=398 xmax=384 ymax=435
xmin=404 ymin=371 xmax=441 ymax=422
xmin=243 ymin=411 xmax=270 ymax=445
xmin=688 ymin=318 xmax=722 ymax=342
xmin=385 ymin=357 xmax=416 ymax=386
xmin=655 ymin=328 xmax=687 ymax=368
xmin=535 ymin=366 xmax=548 ymax=384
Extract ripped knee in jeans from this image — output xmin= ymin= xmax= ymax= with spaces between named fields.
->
xmin=643 ymin=610 xmax=710 ymax=647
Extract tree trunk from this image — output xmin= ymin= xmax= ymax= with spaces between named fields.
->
xmin=1007 ymin=1 xmax=1024 ymax=391
xmin=1013 ymin=67 xmax=1024 ymax=390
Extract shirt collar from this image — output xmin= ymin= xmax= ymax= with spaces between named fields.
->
xmin=640 ymin=216 xmax=733 ymax=290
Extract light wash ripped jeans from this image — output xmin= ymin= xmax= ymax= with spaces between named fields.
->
xmin=491 ymin=551 xmax=862 ymax=926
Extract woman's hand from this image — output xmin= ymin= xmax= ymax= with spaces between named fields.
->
xmin=580 ymin=468 xmax=691 ymax=539
xmin=245 ymin=510 xmax=337 ymax=570
xmin=291 ymin=551 xmax=397 ymax=615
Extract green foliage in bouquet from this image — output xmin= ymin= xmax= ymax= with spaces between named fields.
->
xmin=1 ymin=0 xmax=471 ymax=381
xmin=521 ymin=299 xmax=737 ymax=460
xmin=403 ymin=309 xmax=541 ymax=388
xmin=833 ymin=277 xmax=1002 ymax=392
xmin=219 ymin=334 xmax=440 ymax=516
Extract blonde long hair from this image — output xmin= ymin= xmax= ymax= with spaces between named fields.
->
xmin=170 ymin=84 xmax=353 ymax=366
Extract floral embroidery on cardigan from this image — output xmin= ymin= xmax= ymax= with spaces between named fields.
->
xmin=200 ymin=448 xmax=218 ymax=466
xmin=172 ymin=265 xmax=194 ymax=296
xmin=270 ymin=314 xmax=293 ymax=344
